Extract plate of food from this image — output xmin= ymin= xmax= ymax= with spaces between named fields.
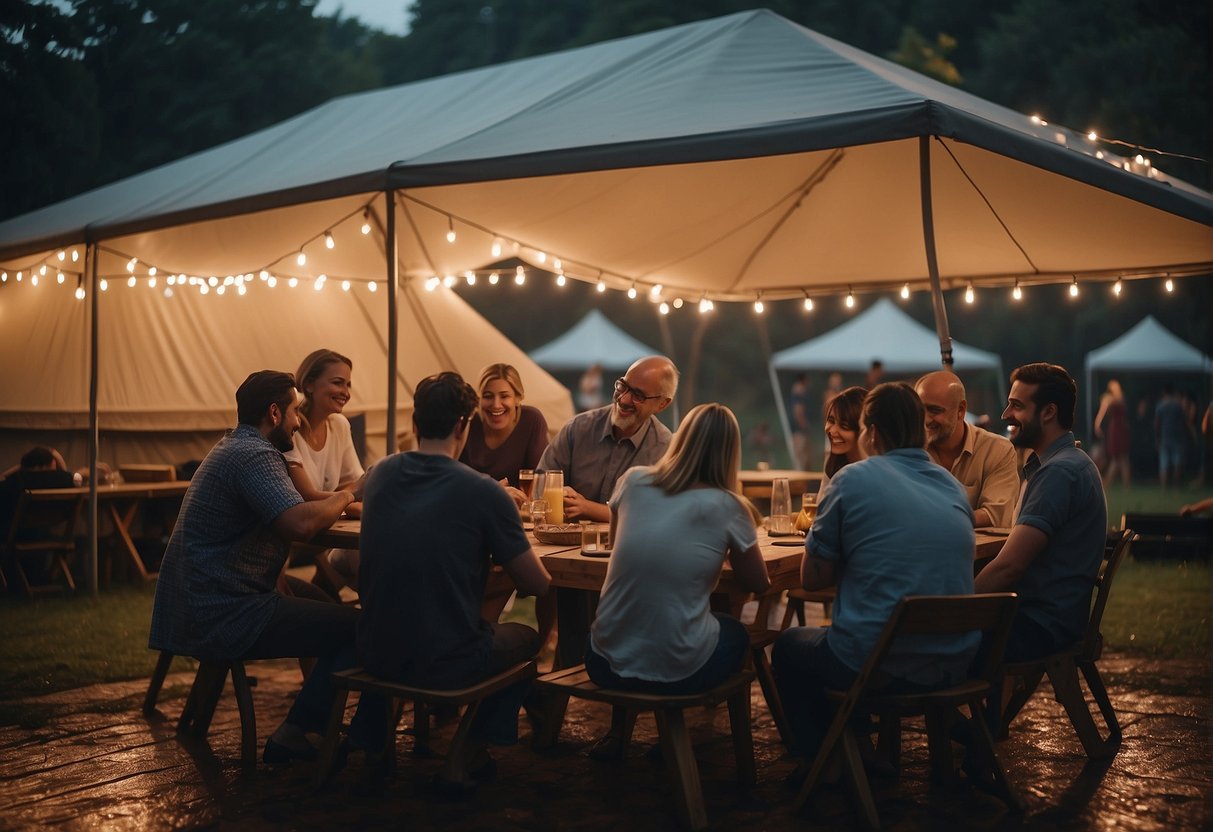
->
xmin=533 ymin=523 xmax=582 ymax=545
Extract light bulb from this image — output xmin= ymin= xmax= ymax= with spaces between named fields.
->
xmin=148 ymin=266 xmax=157 ymax=276
xmin=164 ymin=287 xmax=173 ymax=298
xmin=443 ymin=275 xmax=456 ymax=287
xmin=754 ymin=299 xmax=764 ymax=314
xmin=845 ymin=291 xmax=855 ymax=308
xmin=659 ymin=302 xmax=670 ymax=315
xmin=128 ymin=275 xmax=137 ymax=288
xmin=126 ymin=258 xmax=136 ymax=273
xmin=237 ymin=283 xmax=247 ymax=296
xmin=361 ymin=221 xmax=371 ymax=235
xmin=57 ymin=272 xmax=64 ymax=284
xmin=1165 ymin=278 xmax=1174 ymax=293
xmin=70 ymin=249 xmax=79 ymax=262
xmin=368 ymin=281 xmax=377 ymax=292
xmin=325 ymin=232 xmax=335 ymax=249
xmin=31 ymin=274 xmax=38 ymax=286
xmin=489 ymin=272 xmax=499 ymax=285
xmin=1 ymin=272 xmax=6 ymax=282
xmin=200 ymin=284 xmax=210 ymax=295
xmin=1069 ymin=279 xmax=1079 ymax=297
xmin=1087 ymin=130 xmax=1098 ymax=141
xmin=267 ymin=276 xmax=277 ymax=288
xmin=901 ymin=283 xmax=910 ymax=299
xmin=148 ymin=276 xmax=157 ymax=288
xmin=75 ymin=286 xmax=85 ymax=300
xmin=288 ymin=277 xmax=298 ymax=288
xmin=515 ymin=266 xmax=525 ymax=285
xmin=1012 ymin=283 xmax=1022 ymax=301
xmin=314 ymin=276 xmax=326 ymax=291
xmin=491 ymin=238 xmax=502 ymax=258
xmin=699 ymin=297 xmax=711 ymax=313
xmin=57 ymin=250 xmax=65 ymax=261
xmin=627 ymin=285 xmax=637 ymax=300
xmin=217 ymin=285 xmax=226 ymax=296
xmin=341 ymin=280 xmax=351 ymax=292
xmin=650 ymin=284 xmax=662 ymax=297
xmin=596 ymin=280 xmax=606 ymax=293
xmin=556 ymin=275 xmax=566 ymax=287
xmin=964 ymin=282 xmax=975 ymax=304
xmin=1112 ymin=279 xmax=1122 ymax=296
xmin=536 ymin=251 xmax=547 ymax=264
xmin=465 ymin=272 xmax=477 ymax=286
xmin=297 ymin=251 xmax=307 ymax=266
xmin=803 ymin=297 xmax=814 ymax=311
xmin=425 ymin=277 xmax=440 ymax=291
xmin=553 ymin=258 xmax=562 ymax=272
xmin=446 ymin=229 xmax=456 ymax=243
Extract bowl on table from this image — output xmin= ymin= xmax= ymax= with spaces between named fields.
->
xmin=533 ymin=524 xmax=583 ymax=545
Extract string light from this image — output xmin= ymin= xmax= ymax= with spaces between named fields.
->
xmin=1112 ymin=278 xmax=1122 ymax=296
xmin=488 ymin=272 xmax=499 ymax=285
xmin=900 ymin=283 xmax=910 ymax=300
xmin=650 ymin=284 xmax=662 ymax=298
xmin=368 ymin=281 xmax=377 ymax=292
xmin=553 ymin=258 xmax=562 ymax=272
xmin=314 ymin=274 xmax=328 ymax=291
xmin=803 ymin=294 xmax=814 ymax=311
xmin=627 ymin=283 xmax=637 ymax=300
xmin=443 ymin=274 xmax=456 ymax=288
xmin=288 ymin=277 xmax=299 ymax=289
xmin=446 ymin=216 xmax=456 ymax=244
xmin=99 ymin=278 xmax=108 ymax=291
xmin=698 ymin=295 xmax=713 ymax=313
xmin=596 ymin=279 xmax=606 ymax=293
xmin=514 ymin=266 xmax=526 ymax=285
xmin=127 ymin=275 xmax=137 ymax=288
xmin=964 ymin=281 xmax=975 ymax=304
xmin=425 ymin=277 xmax=440 ymax=291
xmin=164 ymin=287 xmax=173 ymax=298
xmin=14 ymin=271 xmax=22 ymax=282
xmin=56 ymin=272 xmax=64 ymax=284
xmin=491 ymin=238 xmax=503 ymax=258
xmin=1012 ymin=280 xmax=1023 ymax=301
xmin=296 ymin=251 xmax=307 ymax=266
xmin=465 ymin=271 xmax=477 ymax=286
xmin=1069 ymin=276 xmax=1079 ymax=297
xmin=1087 ymin=130 xmax=1098 ymax=142
xmin=71 ymin=249 xmax=79 ymax=262
xmin=324 ymin=232 xmax=335 ymax=250
xmin=361 ymin=220 xmax=371 ymax=235
xmin=845 ymin=287 xmax=855 ymax=308
xmin=126 ymin=258 xmax=137 ymax=273
xmin=267 ymin=276 xmax=278 ymax=288
xmin=148 ymin=276 xmax=157 ymax=288
xmin=30 ymin=274 xmax=38 ymax=286
xmin=341 ymin=280 xmax=351 ymax=292
xmin=753 ymin=293 xmax=764 ymax=314
xmin=1164 ymin=278 xmax=1174 ymax=293
xmin=56 ymin=250 xmax=65 ymax=261
xmin=536 ymin=251 xmax=547 ymax=265
xmin=0 ymin=271 xmax=6 ymax=282
xmin=672 ymin=298 xmax=684 ymax=309
xmin=658 ymin=302 xmax=670 ymax=315
xmin=555 ymin=274 xmax=566 ymax=287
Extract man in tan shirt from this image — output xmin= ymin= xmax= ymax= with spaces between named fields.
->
xmin=915 ymin=371 xmax=1019 ymax=528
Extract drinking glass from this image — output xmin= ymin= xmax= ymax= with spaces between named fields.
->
xmin=769 ymin=476 xmax=792 ymax=534
xmin=794 ymin=493 xmax=818 ymax=532
xmin=581 ymin=522 xmax=611 ymax=554
xmin=519 ymin=468 xmax=535 ymax=498
xmin=542 ymin=470 xmax=565 ymax=524
xmin=529 ymin=499 xmax=548 ymax=527
xmin=532 ymin=471 xmax=548 ymax=509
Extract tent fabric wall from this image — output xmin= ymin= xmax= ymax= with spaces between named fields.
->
xmin=0 ymin=278 xmax=573 ymax=469
xmin=529 ymin=309 xmax=660 ymax=371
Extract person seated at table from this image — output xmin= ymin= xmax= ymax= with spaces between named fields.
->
xmin=773 ymin=383 xmax=977 ymax=781
xmin=814 ymin=385 xmax=867 ymax=501
xmin=0 ymin=446 xmax=83 ymax=585
xmin=537 ymin=355 xmax=678 ymax=668
xmin=356 ymin=371 xmax=551 ymax=782
xmin=148 ymin=370 xmax=364 ymax=764
xmin=915 ymin=370 xmax=1019 ymax=528
xmin=284 ymin=349 xmax=365 ymax=594
xmin=459 ymin=363 xmax=549 ymax=508
xmin=584 ymin=402 xmax=770 ymax=759
xmin=459 ymin=363 xmax=554 ymax=639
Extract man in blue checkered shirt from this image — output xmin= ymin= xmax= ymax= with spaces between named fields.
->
xmin=150 ymin=369 xmax=363 ymax=763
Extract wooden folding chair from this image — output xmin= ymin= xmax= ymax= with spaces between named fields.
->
xmin=790 ymin=593 xmax=1022 ymax=829
xmin=2 ymin=489 xmax=83 ymax=597
xmin=987 ymin=528 xmax=1132 ymax=760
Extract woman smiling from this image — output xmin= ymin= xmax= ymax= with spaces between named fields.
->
xmin=459 ymin=363 xmax=549 ymax=492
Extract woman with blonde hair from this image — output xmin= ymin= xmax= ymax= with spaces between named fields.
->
xmin=459 ymin=363 xmax=549 ymax=502
xmin=584 ymin=403 xmax=771 ymax=758
xmin=286 ymin=348 xmax=364 ymax=593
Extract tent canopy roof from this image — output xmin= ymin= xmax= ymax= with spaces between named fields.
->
xmin=772 ymin=298 xmax=1002 ymax=373
xmin=1085 ymin=316 xmax=1213 ymax=373
xmin=0 ymin=9 xmax=1208 ymax=305
xmin=529 ymin=309 xmax=659 ymax=371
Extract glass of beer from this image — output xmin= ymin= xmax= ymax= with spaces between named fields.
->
xmin=519 ymin=468 xmax=535 ymax=498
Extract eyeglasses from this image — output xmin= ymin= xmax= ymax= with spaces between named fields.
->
xmin=613 ymin=378 xmax=664 ymax=404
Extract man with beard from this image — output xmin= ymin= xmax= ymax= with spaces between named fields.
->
xmin=974 ymin=363 xmax=1107 ymax=661
xmin=537 ymin=355 xmax=677 ymax=675
xmin=915 ymin=371 xmax=1018 ymax=528
xmin=149 ymin=370 xmax=363 ymax=763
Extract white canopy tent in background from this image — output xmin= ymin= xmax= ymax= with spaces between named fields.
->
xmin=529 ymin=309 xmax=660 ymax=371
xmin=769 ymin=299 xmax=1005 ymax=460
xmin=1 ymin=9 xmax=1210 ymax=591
xmin=1084 ymin=316 xmax=1213 ymax=428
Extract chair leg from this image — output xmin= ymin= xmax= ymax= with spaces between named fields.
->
xmin=967 ymin=697 xmax=1025 ymax=814
xmin=1046 ymin=656 xmax=1119 ymax=760
xmin=230 ymin=662 xmax=257 ymax=768
xmin=618 ymin=707 xmax=639 ymax=759
xmin=991 ymin=668 xmax=1044 ymax=738
xmin=924 ymin=706 xmax=958 ymax=786
xmin=413 ymin=700 xmax=433 ymax=756
xmin=440 ymin=699 xmax=482 ymax=783
xmin=1078 ymin=660 xmax=1122 ymax=747
xmin=876 ymin=711 xmax=901 ymax=769
xmin=313 ymin=689 xmax=352 ymax=787
xmin=751 ymin=645 xmax=792 ymax=749
xmin=655 ymin=707 xmax=708 ymax=831
xmin=143 ymin=651 xmax=175 ymax=715
xmin=839 ymin=727 xmax=879 ymax=831
xmin=534 ymin=691 xmax=570 ymax=749
xmin=726 ymin=683 xmax=756 ymax=786
xmin=178 ymin=662 xmax=226 ymax=737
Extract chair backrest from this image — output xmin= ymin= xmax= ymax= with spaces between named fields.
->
xmin=1079 ymin=528 xmax=1132 ymax=658
xmin=847 ymin=594 xmax=1020 ymax=699
xmin=6 ymin=489 xmax=84 ymax=550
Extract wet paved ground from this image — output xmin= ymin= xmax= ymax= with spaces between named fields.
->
xmin=0 ymin=653 xmax=1209 ymax=831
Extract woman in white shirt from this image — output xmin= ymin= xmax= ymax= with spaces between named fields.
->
xmin=815 ymin=385 xmax=868 ymax=502
xmin=584 ymin=403 xmax=770 ymax=758
xmin=286 ymin=349 xmax=365 ymax=592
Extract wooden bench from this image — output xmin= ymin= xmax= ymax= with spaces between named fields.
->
xmin=534 ymin=665 xmax=756 ymax=831
xmin=313 ymin=661 xmax=538 ymax=788
xmin=1121 ymin=513 xmax=1212 ymax=560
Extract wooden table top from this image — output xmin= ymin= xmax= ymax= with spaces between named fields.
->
xmin=26 ymin=480 xmax=190 ymax=500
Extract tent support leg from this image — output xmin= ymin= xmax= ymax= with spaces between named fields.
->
xmin=920 ymin=136 xmax=954 ymax=369
xmin=385 ymin=189 xmax=398 ymax=457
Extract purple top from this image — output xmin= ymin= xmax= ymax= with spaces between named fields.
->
xmin=459 ymin=404 xmax=549 ymax=487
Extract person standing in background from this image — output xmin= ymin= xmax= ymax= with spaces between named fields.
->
xmin=577 ymin=363 xmax=604 ymax=412
xmin=788 ymin=373 xmax=812 ymax=470
xmin=1094 ymin=379 xmax=1131 ymax=489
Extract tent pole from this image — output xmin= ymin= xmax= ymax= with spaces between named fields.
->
xmin=386 ymin=190 xmax=398 ymax=456
xmin=919 ymin=136 xmax=954 ymax=368
xmin=86 ymin=243 xmax=99 ymax=597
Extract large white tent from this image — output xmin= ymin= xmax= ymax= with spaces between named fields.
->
xmin=1 ymin=9 xmax=1211 ymax=588
xmin=529 ymin=309 xmax=660 ymax=371
xmin=1084 ymin=316 xmax=1213 ymax=425
xmin=769 ymin=298 xmax=1005 ymax=457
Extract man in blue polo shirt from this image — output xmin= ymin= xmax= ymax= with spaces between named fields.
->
xmin=975 ymin=362 xmax=1107 ymax=660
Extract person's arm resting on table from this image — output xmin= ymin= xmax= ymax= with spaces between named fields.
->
xmin=274 ymin=472 xmax=364 ymax=541
xmin=729 ymin=542 xmax=771 ymax=595
xmin=974 ymin=524 xmax=1048 ymax=593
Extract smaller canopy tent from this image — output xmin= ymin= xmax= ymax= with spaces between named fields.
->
xmin=1084 ymin=316 xmax=1213 ymax=427
xmin=529 ymin=309 xmax=660 ymax=371
xmin=768 ymin=298 xmax=1004 ymax=461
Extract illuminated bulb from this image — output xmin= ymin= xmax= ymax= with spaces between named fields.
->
xmin=627 ymin=285 xmax=637 ymax=300
xmin=15 ymin=271 xmax=22 ymax=281
xmin=57 ymin=272 xmax=64 ymax=284
xmin=650 ymin=284 xmax=663 ymax=297
xmin=443 ymin=275 xmax=456 ymax=288
xmin=464 ymin=271 xmax=476 ymax=286
xmin=126 ymin=258 xmax=137 ymax=272
xmin=260 ymin=270 xmax=269 ymax=280
xmin=288 ymin=277 xmax=298 ymax=288
xmin=39 ymin=264 xmax=46 ymax=276
xmin=31 ymin=274 xmax=38 ymax=286
xmin=699 ymin=297 xmax=712 ymax=313
xmin=0 ymin=272 xmax=6 ymax=282
xmin=1164 ymin=278 xmax=1174 ymax=293
xmin=1012 ymin=282 xmax=1022 ymax=301
xmin=237 ymin=283 xmax=247 ymax=296
xmin=490 ymin=238 xmax=502 ymax=258
xmin=446 ymin=229 xmax=456 ymax=243
xmin=217 ymin=285 xmax=226 ymax=296
xmin=98 ymin=279 xmax=107 ymax=291
xmin=1087 ymin=130 xmax=1098 ymax=141
xmin=324 ymin=232 xmax=335 ymax=249
xmin=754 ymin=300 xmax=764 ymax=314
xmin=128 ymin=275 xmax=137 ymax=288
xmin=1134 ymin=154 xmax=1145 ymax=165
xmin=314 ymin=277 xmax=326 ymax=291
xmin=200 ymin=284 xmax=210 ymax=295
xmin=425 ymin=277 xmax=440 ymax=291
xmin=56 ymin=250 xmax=65 ymax=261
xmin=536 ymin=251 xmax=547 ymax=265
xmin=901 ymin=283 xmax=910 ymax=299
xmin=148 ymin=276 xmax=157 ymax=288
xmin=367 ymin=281 xmax=377 ymax=292
xmin=75 ymin=286 xmax=85 ymax=300
xmin=514 ymin=266 xmax=526 ymax=286
xmin=1112 ymin=278 xmax=1122 ymax=297
xmin=556 ymin=275 xmax=566 ymax=287
xmin=361 ymin=221 xmax=371 ymax=235
xmin=964 ymin=282 xmax=975 ymax=304
xmin=267 ymin=276 xmax=278 ymax=288
xmin=71 ymin=249 xmax=79 ymax=262
xmin=1069 ymin=278 xmax=1079 ymax=297
xmin=659 ymin=302 xmax=670 ymax=315
xmin=845 ymin=291 xmax=855 ymax=308
xmin=223 ymin=275 xmax=235 ymax=286
xmin=341 ymin=280 xmax=351 ymax=292
xmin=803 ymin=296 xmax=814 ymax=311
xmin=297 ymin=251 xmax=307 ymax=266
xmin=167 ymin=275 xmax=177 ymax=285
xmin=488 ymin=272 xmax=499 ymax=285
xmin=553 ymin=258 xmax=562 ymax=272
xmin=164 ymin=287 xmax=173 ymax=298
xmin=596 ymin=280 xmax=606 ymax=293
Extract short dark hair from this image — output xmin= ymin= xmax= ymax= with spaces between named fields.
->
xmin=863 ymin=382 xmax=926 ymax=451
xmin=236 ymin=370 xmax=297 ymax=426
xmin=20 ymin=446 xmax=56 ymax=470
xmin=413 ymin=371 xmax=478 ymax=440
xmin=1010 ymin=363 xmax=1076 ymax=430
